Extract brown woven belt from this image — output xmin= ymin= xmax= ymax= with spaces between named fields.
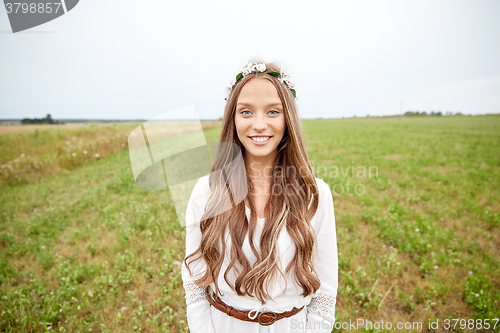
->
xmin=205 ymin=286 xmax=305 ymax=326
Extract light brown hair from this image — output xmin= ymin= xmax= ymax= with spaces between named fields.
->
xmin=184 ymin=61 xmax=320 ymax=304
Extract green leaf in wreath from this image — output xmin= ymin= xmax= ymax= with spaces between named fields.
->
xmin=235 ymin=73 xmax=243 ymax=82
xmin=290 ymin=89 xmax=296 ymax=98
xmin=266 ymin=71 xmax=281 ymax=78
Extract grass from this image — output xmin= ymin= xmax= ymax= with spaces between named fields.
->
xmin=0 ymin=116 xmax=499 ymax=332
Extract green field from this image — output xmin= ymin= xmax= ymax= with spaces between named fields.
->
xmin=1 ymin=116 xmax=499 ymax=332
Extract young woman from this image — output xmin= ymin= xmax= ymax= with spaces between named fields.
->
xmin=181 ymin=61 xmax=338 ymax=333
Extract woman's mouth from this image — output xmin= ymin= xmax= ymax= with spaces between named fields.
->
xmin=249 ymin=136 xmax=272 ymax=145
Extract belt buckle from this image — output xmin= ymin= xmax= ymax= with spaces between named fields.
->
xmin=208 ymin=286 xmax=215 ymax=300
xmin=257 ymin=311 xmax=277 ymax=326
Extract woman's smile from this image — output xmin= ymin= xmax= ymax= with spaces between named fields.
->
xmin=248 ymin=135 xmax=273 ymax=145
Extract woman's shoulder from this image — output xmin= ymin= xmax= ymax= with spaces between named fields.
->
xmin=314 ymin=177 xmax=330 ymax=196
xmin=188 ymin=175 xmax=211 ymax=209
xmin=193 ymin=174 xmax=210 ymax=193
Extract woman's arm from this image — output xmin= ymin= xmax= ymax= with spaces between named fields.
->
xmin=306 ymin=179 xmax=339 ymax=333
xmin=181 ymin=178 xmax=216 ymax=333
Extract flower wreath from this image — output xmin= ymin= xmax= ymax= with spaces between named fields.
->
xmin=225 ymin=62 xmax=296 ymax=100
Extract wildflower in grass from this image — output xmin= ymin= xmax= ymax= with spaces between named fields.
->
xmin=469 ymin=271 xmax=473 ymax=274
xmin=386 ymin=261 xmax=390 ymax=265
xmin=72 ymin=153 xmax=76 ymax=157
xmin=41 ymin=245 xmax=45 ymax=249
xmin=128 ymin=290 xmax=131 ymax=293
xmin=125 ymin=250 xmax=128 ymax=252
xmin=62 ymin=277 xmax=65 ymax=281
xmin=94 ymin=153 xmax=99 ymax=158
xmin=415 ymin=228 xmax=419 ymax=232
xmin=83 ymin=150 xmax=87 ymax=154
xmin=109 ymin=279 xmax=112 ymax=283
xmin=48 ymin=326 xmax=52 ymax=330
xmin=59 ymin=309 xmax=62 ymax=312
xmin=133 ymin=201 xmax=136 ymax=203
xmin=149 ymin=237 xmax=151 ymax=240
xmin=393 ymin=259 xmax=396 ymax=261
xmin=339 ymin=252 xmax=341 ymax=256
xmin=105 ymin=261 xmax=108 ymax=264
xmin=437 ymin=181 xmax=440 ymax=185
xmin=120 ymin=212 xmax=123 ymax=215
xmin=390 ymin=246 xmax=393 ymax=249
xmin=434 ymin=265 xmax=438 ymax=269
xmin=4 ymin=296 xmax=7 ymax=299
xmin=425 ymin=307 xmax=428 ymax=311
xmin=30 ymin=274 xmax=32 ymax=276
xmin=147 ymin=259 xmax=150 ymax=262
xmin=485 ymin=211 xmax=488 ymax=214
xmin=383 ymin=245 xmax=386 ymax=248
xmin=165 ymin=264 xmax=168 ymax=267
xmin=72 ymin=287 xmax=75 ymax=290
xmin=122 ymin=306 xmax=126 ymax=310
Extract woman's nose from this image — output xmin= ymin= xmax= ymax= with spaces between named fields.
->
xmin=252 ymin=113 xmax=268 ymax=131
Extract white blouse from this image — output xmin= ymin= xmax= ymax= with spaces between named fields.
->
xmin=181 ymin=175 xmax=338 ymax=333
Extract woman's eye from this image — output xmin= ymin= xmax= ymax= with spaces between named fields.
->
xmin=241 ymin=110 xmax=252 ymax=115
xmin=268 ymin=110 xmax=279 ymax=115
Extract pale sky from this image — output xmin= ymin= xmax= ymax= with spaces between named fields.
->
xmin=1 ymin=0 xmax=499 ymax=120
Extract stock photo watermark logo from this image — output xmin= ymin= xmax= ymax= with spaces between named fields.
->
xmin=128 ymin=105 xmax=248 ymax=229
xmin=3 ymin=0 xmax=79 ymax=33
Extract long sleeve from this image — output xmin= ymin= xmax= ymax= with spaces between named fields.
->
xmin=305 ymin=179 xmax=339 ymax=332
xmin=181 ymin=177 xmax=216 ymax=333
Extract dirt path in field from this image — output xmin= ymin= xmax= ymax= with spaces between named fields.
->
xmin=0 ymin=121 xmax=221 ymax=135
xmin=0 ymin=123 xmax=111 ymax=135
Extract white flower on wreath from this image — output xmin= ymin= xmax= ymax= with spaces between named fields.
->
xmin=278 ymin=69 xmax=295 ymax=89
xmin=225 ymin=79 xmax=235 ymax=98
xmin=254 ymin=63 xmax=266 ymax=72
xmin=242 ymin=63 xmax=254 ymax=75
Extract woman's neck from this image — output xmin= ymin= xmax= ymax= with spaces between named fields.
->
xmin=244 ymin=151 xmax=276 ymax=181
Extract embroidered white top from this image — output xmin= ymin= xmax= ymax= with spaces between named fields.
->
xmin=181 ymin=175 xmax=338 ymax=333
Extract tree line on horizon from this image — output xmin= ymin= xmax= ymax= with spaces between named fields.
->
xmin=21 ymin=114 xmax=64 ymax=125
xmin=404 ymin=111 xmax=463 ymax=117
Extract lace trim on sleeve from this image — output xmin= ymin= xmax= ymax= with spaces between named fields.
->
xmin=183 ymin=281 xmax=208 ymax=306
xmin=307 ymin=293 xmax=336 ymax=324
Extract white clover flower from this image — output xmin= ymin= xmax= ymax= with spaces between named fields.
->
xmin=242 ymin=63 xmax=253 ymax=75
xmin=256 ymin=63 xmax=266 ymax=72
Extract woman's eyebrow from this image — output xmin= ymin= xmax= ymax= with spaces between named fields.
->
xmin=237 ymin=102 xmax=283 ymax=107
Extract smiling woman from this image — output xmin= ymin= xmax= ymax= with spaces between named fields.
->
xmin=181 ymin=60 xmax=338 ymax=333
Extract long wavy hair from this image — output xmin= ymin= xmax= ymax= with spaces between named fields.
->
xmin=184 ymin=61 xmax=320 ymax=305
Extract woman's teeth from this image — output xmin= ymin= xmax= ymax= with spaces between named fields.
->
xmin=251 ymin=136 xmax=271 ymax=142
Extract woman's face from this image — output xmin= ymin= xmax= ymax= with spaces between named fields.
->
xmin=234 ymin=77 xmax=286 ymax=163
